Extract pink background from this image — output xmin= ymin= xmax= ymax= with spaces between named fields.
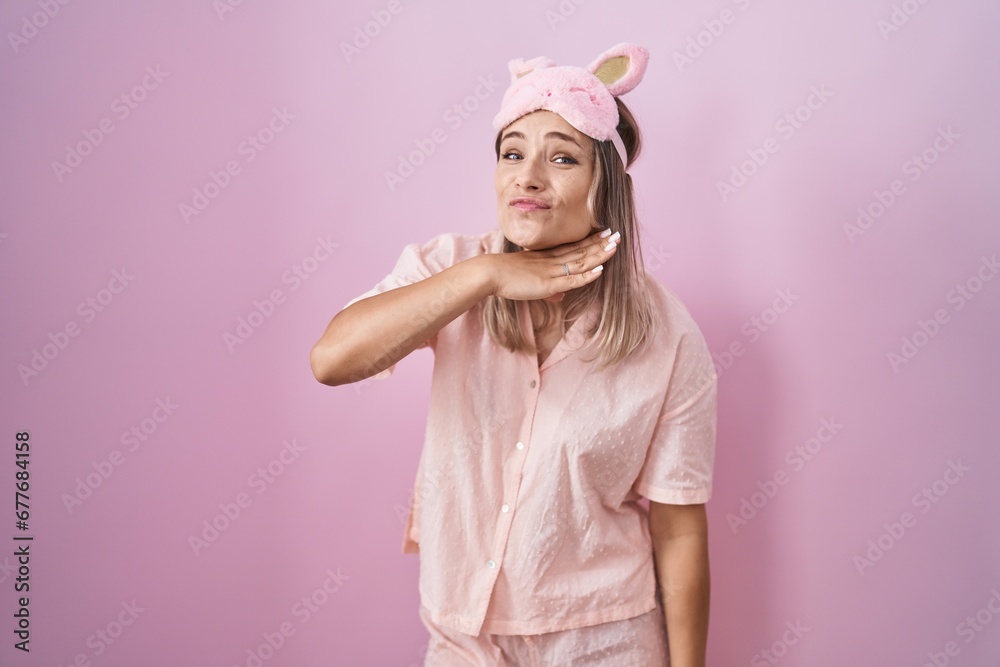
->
xmin=2 ymin=1 xmax=999 ymax=665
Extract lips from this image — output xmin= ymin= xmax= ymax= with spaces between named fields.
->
xmin=510 ymin=197 xmax=550 ymax=211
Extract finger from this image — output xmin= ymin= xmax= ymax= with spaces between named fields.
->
xmin=556 ymin=236 xmax=618 ymax=278
xmin=542 ymin=228 xmax=605 ymax=257
xmin=554 ymin=253 xmax=611 ymax=289
xmin=560 ymin=232 xmax=621 ymax=264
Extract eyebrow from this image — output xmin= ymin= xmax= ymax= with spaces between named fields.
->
xmin=500 ymin=130 xmax=582 ymax=149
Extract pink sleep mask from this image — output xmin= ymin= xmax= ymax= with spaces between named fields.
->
xmin=492 ymin=42 xmax=649 ymax=171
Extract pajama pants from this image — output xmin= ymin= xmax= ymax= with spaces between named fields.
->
xmin=418 ymin=598 xmax=670 ymax=666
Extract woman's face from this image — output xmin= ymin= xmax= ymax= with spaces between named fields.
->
xmin=495 ymin=110 xmax=597 ymax=251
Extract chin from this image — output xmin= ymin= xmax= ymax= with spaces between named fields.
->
xmin=500 ymin=219 xmax=559 ymax=251
xmin=504 ymin=232 xmax=553 ymax=252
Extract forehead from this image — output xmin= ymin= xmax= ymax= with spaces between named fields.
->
xmin=502 ymin=110 xmax=590 ymax=145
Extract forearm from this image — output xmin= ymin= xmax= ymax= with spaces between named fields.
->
xmin=651 ymin=531 xmax=710 ymax=667
xmin=310 ymin=255 xmax=494 ymax=385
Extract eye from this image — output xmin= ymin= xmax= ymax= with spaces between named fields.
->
xmin=500 ymin=151 xmax=578 ymax=165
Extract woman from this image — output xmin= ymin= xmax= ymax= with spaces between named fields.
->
xmin=311 ymin=42 xmax=717 ymax=667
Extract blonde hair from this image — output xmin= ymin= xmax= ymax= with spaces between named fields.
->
xmin=482 ymin=97 xmax=656 ymax=369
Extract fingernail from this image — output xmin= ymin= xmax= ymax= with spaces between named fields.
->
xmin=599 ymin=229 xmax=612 ymax=238
xmin=608 ymin=231 xmax=621 ymax=243
xmin=591 ymin=264 xmax=604 ymax=273
xmin=603 ymin=241 xmax=617 ymax=252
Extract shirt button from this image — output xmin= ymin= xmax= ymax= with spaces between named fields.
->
xmin=516 ymin=441 xmax=524 ymax=450
xmin=502 ymin=504 xmax=510 ymax=512
xmin=488 ymin=560 xmax=496 ymax=568
xmin=529 ymin=380 xmax=537 ymax=388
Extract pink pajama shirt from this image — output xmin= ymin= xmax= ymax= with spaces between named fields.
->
xmin=342 ymin=228 xmax=717 ymax=663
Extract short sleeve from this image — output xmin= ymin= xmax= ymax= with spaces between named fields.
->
xmin=632 ymin=327 xmax=718 ymax=504
xmin=339 ymin=232 xmax=482 ymax=379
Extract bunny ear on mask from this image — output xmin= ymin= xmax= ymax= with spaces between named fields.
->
xmin=587 ymin=43 xmax=649 ymax=97
xmin=507 ymin=55 xmax=557 ymax=82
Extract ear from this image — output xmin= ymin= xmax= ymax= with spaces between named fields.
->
xmin=507 ymin=55 xmax=556 ymax=83
xmin=587 ymin=43 xmax=649 ymax=97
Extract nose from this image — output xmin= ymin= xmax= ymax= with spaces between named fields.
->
xmin=514 ymin=153 xmax=545 ymax=191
